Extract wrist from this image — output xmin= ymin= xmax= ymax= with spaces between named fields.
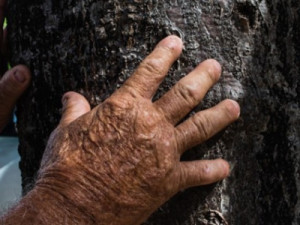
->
xmin=35 ymin=165 xmax=161 ymax=225
xmin=34 ymin=169 xmax=97 ymax=224
xmin=1 ymin=185 xmax=93 ymax=225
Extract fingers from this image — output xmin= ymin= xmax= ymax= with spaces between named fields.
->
xmin=175 ymin=99 xmax=240 ymax=154
xmin=155 ymin=59 xmax=221 ymax=125
xmin=121 ymin=35 xmax=183 ymax=99
xmin=0 ymin=65 xmax=31 ymax=132
xmin=179 ymin=159 xmax=230 ymax=188
xmin=59 ymin=91 xmax=91 ymax=127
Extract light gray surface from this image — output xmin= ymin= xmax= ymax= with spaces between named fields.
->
xmin=0 ymin=137 xmax=21 ymax=213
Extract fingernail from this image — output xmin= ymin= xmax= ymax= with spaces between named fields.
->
xmin=211 ymin=60 xmax=222 ymax=77
xmin=166 ymin=36 xmax=178 ymax=48
xmin=62 ymin=95 xmax=69 ymax=106
xmin=161 ymin=35 xmax=182 ymax=50
xmin=13 ymin=70 xmax=26 ymax=83
xmin=227 ymin=100 xmax=240 ymax=118
xmin=231 ymin=101 xmax=241 ymax=117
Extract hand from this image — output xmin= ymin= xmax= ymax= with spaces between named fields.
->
xmin=0 ymin=66 xmax=31 ymax=133
xmin=2 ymin=36 xmax=240 ymax=225
xmin=36 ymin=36 xmax=240 ymax=224
xmin=0 ymin=0 xmax=31 ymax=133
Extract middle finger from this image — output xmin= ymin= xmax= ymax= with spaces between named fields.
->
xmin=154 ymin=59 xmax=222 ymax=125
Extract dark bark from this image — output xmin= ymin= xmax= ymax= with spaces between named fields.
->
xmin=7 ymin=0 xmax=300 ymax=224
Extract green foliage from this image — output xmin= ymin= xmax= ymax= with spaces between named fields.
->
xmin=3 ymin=18 xmax=7 ymax=29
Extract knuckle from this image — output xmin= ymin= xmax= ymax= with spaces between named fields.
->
xmin=179 ymin=164 xmax=190 ymax=187
xmin=180 ymin=162 xmax=212 ymax=188
xmin=175 ymin=128 xmax=187 ymax=153
xmin=191 ymin=114 xmax=213 ymax=141
xmin=197 ymin=162 xmax=213 ymax=184
xmin=139 ymin=57 xmax=164 ymax=76
xmin=174 ymin=82 xmax=198 ymax=106
xmin=122 ymin=81 xmax=143 ymax=98
xmin=159 ymin=45 xmax=177 ymax=56
xmin=200 ymin=162 xmax=211 ymax=178
xmin=99 ymin=96 xmax=133 ymax=118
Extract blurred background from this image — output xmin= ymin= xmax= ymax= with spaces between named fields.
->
xmin=0 ymin=17 xmax=22 ymax=214
xmin=0 ymin=114 xmax=22 ymax=214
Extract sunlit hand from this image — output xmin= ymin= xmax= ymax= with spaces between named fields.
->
xmin=2 ymin=36 xmax=240 ymax=225
xmin=0 ymin=0 xmax=31 ymax=133
xmin=35 ymin=35 xmax=240 ymax=224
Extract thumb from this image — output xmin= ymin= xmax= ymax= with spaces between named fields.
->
xmin=0 ymin=65 xmax=31 ymax=132
xmin=59 ymin=91 xmax=91 ymax=127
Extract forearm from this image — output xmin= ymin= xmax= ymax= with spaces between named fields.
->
xmin=1 ymin=187 xmax=93 ymax=225
xmin=1 ymin=167 xmax=156 ymax=225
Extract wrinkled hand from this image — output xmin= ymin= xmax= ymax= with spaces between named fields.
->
xmin=37 ymin=36 xmax=240 ymax=224
xmin=0 ymin=0 xmax=31 ymax=133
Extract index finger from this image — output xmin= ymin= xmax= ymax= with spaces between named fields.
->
xmin=121 ymin=35 xmax=183 ymax=99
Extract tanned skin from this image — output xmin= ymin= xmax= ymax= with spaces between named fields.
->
xmin=1 ymin=35 xmax=240 ymax=224
xmin=0 ymin=2 xmax=240 ymax=223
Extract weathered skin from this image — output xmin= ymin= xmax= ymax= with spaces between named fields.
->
xmin=7 ymin=0 xmax=300 ymax=224
xmin=1 ymin=36 xmax=239 ymax=224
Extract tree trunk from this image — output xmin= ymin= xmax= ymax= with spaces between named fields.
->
xmin=7 ymin=0 xmax=300 ymax=224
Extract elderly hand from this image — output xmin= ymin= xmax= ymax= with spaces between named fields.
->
xmin=2 ymin=36 xmax=240 ymax=225
xmin=0 ymin=0 xmax=31 ymax=133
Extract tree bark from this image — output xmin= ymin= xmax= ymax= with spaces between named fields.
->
xmin=7 ymin=0 xmax=300 ymax=224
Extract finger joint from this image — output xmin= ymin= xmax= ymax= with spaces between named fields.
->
xmin=138 ymin=57 xmax=165 ymax=78
xmin=191 ymin=114 xmax=213 ymax=142
xmin=174 ymin=82 xmax=198 ymax=107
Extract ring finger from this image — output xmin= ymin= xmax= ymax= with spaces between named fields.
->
xmin=154 ymin=59 xmax=222 ymax=125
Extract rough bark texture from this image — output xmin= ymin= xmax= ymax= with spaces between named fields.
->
xmin=7 ymin=0 xmax=300 ymax=224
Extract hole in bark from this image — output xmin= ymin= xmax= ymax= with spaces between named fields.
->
xmin=235 ymin=2 xmax=257 ymax=29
